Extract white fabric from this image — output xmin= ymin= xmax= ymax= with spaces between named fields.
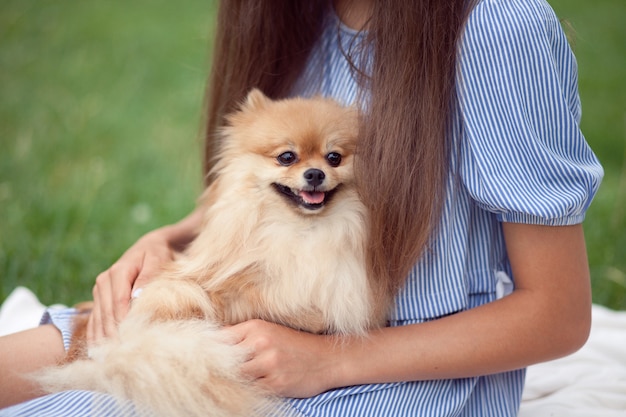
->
xmin=1 ymin=287 xmax=624 ymax=416
xmin=0 ymin=287 xmax=52 ymax=336
xmin=520 ymin=304 xmax=626 ymax=416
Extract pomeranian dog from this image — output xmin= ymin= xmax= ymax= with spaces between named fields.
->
xmin=35 ymin=89 xmax=390 ymax=417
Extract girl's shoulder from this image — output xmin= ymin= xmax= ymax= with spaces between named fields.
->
xmin=465 ymin=0 xmax=563 ymax=41
xmin=459 ymin=0 xmax=574 ymax=88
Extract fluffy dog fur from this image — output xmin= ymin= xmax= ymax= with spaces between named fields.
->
xmin=35 ymin=90 xmax=390 ymax=417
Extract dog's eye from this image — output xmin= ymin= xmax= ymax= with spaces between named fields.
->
xmin=277 ymin=151 xmax=298 ymax=166
xmin=326 ymin=152 xmax=342 ymax=167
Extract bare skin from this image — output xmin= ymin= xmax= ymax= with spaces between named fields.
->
xmin=86 ymin=206 xmax=203 ymax=343
xmin=0 ymin=0 xmax=593 ymax=409
xmin=0 ymin=208 xmax=203 ymax=408
xmin=228 ymin=223 xmax=592 ymax=398
xmin=0 ymin=215 xmax=593 ymax=407
xmin=222 ymin=1 xmax=593 ymax=398
xmin=334 ymin=0 xmax=373 ymax=31
xmin=0 ymin=325 xmax=65 ymax=408
xmin=80 ymin=0 xmax=371 ymax=352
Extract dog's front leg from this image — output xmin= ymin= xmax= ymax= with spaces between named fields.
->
xmin=128 ymin=278 xmax=216 ymax=323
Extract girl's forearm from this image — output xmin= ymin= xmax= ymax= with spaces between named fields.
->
xmin=328 ymin=290 xmax=588 ymax=389
xmin=325 ymin=224 xmax=591 ymax=389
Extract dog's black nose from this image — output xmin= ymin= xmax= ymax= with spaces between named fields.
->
xmin=303 ymin=168 xmax=325 ymax=187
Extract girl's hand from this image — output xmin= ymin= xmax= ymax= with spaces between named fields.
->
xmin=226 ymin=319 xmax=339 ymax=398
xmin=87 ymin=229 xmax=176 ymax=343
xmin=86 ymin=207 xmax=203 ymax=343
xmin=223 ymin=224 xmax=592 ymax=398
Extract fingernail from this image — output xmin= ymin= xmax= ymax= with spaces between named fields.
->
xmin=131 ymin=288 xmax=143 ymax=299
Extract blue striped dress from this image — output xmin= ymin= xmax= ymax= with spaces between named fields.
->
xmin=1 ymin=0 xmax=603 ymax=416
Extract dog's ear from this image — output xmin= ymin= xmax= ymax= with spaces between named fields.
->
xmin=243 ymin=88 xmax=270 ymax=111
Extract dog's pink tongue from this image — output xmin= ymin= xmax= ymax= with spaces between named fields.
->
xmin=299 ymin=191 xmax=325 ymax=204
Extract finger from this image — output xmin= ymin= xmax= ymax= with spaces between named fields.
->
xmin=110 ymin=285 xmax=131 ymax=328
xmin=94 ymin=269 xmax=129 ymax=339
xmin=106 ymin=278 xmax=121 ymax=339
xmin=238 ymin=345 xmax=283 ymax=383
xmin=86 ymin=305 xmax=96 ymax=344
xmin=131 ymin=252 xmax=169 ymax=292
xmin=219 ymin=323 xmax=260 ymax=369
xmin=88 ymin=279 xmax=105 ymax=342
xmin=130 ymin=274 xmax=152 ymax=296
xmin=220 ymin=323 xmax=247 ymax=345
xmin=109 ymin=262 xmax=140 ymax=323
xmin=238 ymin=353 xmax=265 ymax=380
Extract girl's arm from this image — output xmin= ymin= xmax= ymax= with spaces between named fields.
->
xmin=87 ymin=206 xmax=205 ymax=342
xmin=229 ymin=223 xmax=591 ymax=397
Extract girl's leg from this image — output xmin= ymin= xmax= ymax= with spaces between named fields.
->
xmin=0 ymin=324 xmax=65 ymax=408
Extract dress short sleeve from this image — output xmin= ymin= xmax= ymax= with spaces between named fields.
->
xmin=456 ymin=0 xmax=603 ymax=225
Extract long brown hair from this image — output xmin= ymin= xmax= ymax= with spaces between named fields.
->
xmin=203 ymin=1 xmax=474 ymax=303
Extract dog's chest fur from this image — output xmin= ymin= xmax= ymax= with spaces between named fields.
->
xmin=173 ymin=180 xmax=373 ymax=335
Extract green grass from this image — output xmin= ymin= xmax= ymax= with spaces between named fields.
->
xmin=549 ymin=0 xmax=626 ymax=309
xmin=1 ymin=0 xmax=625 ymax=310
xmin=0 ymin=0 xmax=215 ymax=305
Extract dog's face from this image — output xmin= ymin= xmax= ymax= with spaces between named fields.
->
xmin=220 ymin=89 xmax=359 ymax=215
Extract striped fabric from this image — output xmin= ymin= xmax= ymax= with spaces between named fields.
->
xmin=1 ymin=0 xmax=602 ymax=416
xmin=39 ymin=307 xmax=81 ymax=350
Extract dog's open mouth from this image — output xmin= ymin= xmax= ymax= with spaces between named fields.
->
xmin=272 ymin=183 xmax=338 ymax=211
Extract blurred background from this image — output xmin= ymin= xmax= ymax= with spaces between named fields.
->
xmin=1 ymin=0 xmax=624 ymax=310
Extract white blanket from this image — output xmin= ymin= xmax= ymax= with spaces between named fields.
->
xmin=1 ymin=287 xmax=625 ymax=416
xmin=520 ymin=303 xmax=626 ymax=416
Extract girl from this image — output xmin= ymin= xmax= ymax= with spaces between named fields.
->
xmin=0 ymin=0 xmax=603 ymax=415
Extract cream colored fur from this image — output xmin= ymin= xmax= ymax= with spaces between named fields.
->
xmin=35 ymin=90 xmax=385 ymax=417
